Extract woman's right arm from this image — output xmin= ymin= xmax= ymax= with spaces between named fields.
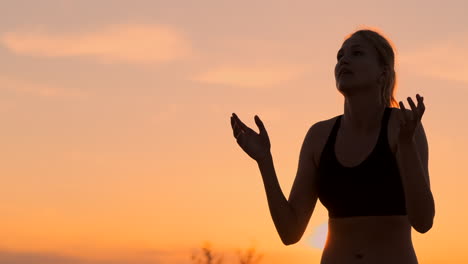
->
xmin=257 ymin=123 xmax=321 ymax=245
xmin=231 ymin=114 xmax=321 ymax=245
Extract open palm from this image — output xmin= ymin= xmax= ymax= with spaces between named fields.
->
xmin=398 ymin=94 xmax=425 ymax=144
xmin=230 ymin=113 xmax=271 ymax=162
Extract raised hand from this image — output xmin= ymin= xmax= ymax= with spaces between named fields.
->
xmin=230 ymin=113 xmax=271 ymax=162
xmin=398 ymin=94 xmax=425 ymax=144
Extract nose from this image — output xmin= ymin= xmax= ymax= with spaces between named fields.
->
xmin=335 ymin=55 xmax=350 ymax=76
xmin=338 ymin=54 xmax=350 ymax=66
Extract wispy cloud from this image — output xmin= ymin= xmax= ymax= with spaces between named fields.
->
xmin=0 ymin=24 xmax=191 ymax=63
xmin=0 ymin=75 xmax=86 ymax=98
xmin=0 ymin=250 xmax=160 ymax=264
xmin=0 ymin=248 xmax=197 ymax=264
xmin=400 ymin=37 xmax=468 ymax=84
xmin=192 ymin=64 xmax=307 ymax=88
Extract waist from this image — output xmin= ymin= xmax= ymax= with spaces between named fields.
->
xmin=322 ymin=215 xmax=417 ymax=264
xmin=326 ymin=215 xmax=412 ymax=248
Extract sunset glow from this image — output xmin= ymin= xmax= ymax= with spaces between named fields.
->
xmin=1 ymin=1 xmax=467 ymax=264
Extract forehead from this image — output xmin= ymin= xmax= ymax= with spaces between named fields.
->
xmin=338 ymin=35 xmax=373 ymax=52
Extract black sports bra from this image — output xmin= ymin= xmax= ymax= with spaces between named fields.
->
xmin=317 ymin=107 xmax=406 ymax=218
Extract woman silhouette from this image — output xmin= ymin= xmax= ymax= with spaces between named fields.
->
xmin=230 ymin=29 xmax=435 ymax=264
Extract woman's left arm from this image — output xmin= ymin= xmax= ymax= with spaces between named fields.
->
xmin=396 ymin=94 xmax=435 ymax=234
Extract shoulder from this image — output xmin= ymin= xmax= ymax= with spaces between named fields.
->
xmin=388 ymin=107 xmax=414 ymax=120
xmin=304 ymin=115 xmax=341 ymax=166
xmin=306 ymin=115 xmax=340 ymax=140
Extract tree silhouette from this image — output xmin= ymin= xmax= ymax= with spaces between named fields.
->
xmin=190 ymin=242 xmax=263 ymax=264
xmin=190 ymin=242 xmax=224 ymax=264
xmin=236 ymin=247 xmax=263 ymax=264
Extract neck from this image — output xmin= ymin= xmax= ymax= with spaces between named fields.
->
xmin=342 ymin=94 xmax=386 ymax=134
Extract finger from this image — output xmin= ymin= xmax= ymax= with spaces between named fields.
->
xmin=232 ymin=113 xmax=248 ymax=132
xmin=407 ymin=96 xmax=418 ymax=119
xmin=416 ymin=94 xmax=426 ymax=119
xmin=231 ymin=117 xmax=245 ymax=140
xmin=233 ymin=118 xmax=245 ymax=139
xmin=235 ymin=129 xmax=244 ymax=139
xmin=233 ymin=119 xmax=241 ymax=131
xmin=232 ymin=114 xmax=245 ymax=135
xmin=398 ymin=101 xmax=408 ymax=125
xmin=236 ymin=130 xmax=245 ymax=146
xmin=399 ymin=100 xmax=406 ymax=111
xmin=230 ymin=116 xmax=235 ymax=130
xmin=231 ymin=116 xmax=241 ymax=137
xmin=255 ymin=115 xmax=267 ymax=137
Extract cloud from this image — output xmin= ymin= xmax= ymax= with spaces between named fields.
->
xmin=0 ymin=24 xmax=191 ymax=63
xmin=192 ymin=64 xmax=307 ymax=88
xmin=0 ymin=250 xmax=82 ymax=264
xmin=0 ymin=248 xmax=196 ymax=264
xmin=399 ymin=37 xmax=468 ymax=84
xmin=0 ymin=75 xmax=86 ymax=98
xmin=0 ymin=250 xmax=159 ymax=264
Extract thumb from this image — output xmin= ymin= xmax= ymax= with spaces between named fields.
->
xmin=255 ymin=115 xmax=267 ymax=136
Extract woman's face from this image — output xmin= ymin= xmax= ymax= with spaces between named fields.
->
xmin=334 ymin=35 xmax=383 ymax=95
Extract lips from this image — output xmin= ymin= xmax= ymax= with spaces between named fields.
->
xmin=338 ymin=68 xmax=353 ymax=77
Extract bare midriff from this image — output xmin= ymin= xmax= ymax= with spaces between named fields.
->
xmin=320 ymin=215 xmax=418 ymax=264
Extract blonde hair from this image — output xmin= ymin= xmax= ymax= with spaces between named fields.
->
xmin=345 ymin=28 xmax=399 ymax=108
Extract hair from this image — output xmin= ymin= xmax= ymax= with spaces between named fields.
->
xmin=344 ymin=28 xmax=399 ymax=108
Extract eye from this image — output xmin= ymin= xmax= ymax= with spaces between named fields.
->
xmin=353 ymin=50 xmax=363 ymax=56
xmin=337 ymin=53 xmax=343 ymax=60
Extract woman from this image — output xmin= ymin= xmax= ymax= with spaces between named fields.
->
xmin=230 ymin=29 xmax=435 ymax=264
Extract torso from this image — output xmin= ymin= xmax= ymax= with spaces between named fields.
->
xmin=312 ymin=108 xmax=418 ymax=264
xmin=312 ymin=108 xmax=400 ymax=170
xmin=322 ymin=215 xmax=417 ymax=264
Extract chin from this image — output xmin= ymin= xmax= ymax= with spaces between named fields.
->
xmin=337 ymin=86 xmax=366 ymax=98
xmin=337 ymin=83 xmax=355 ymax=93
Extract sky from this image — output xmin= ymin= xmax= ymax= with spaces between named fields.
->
xmin=1 ymin=0 xmax=468 ymax=263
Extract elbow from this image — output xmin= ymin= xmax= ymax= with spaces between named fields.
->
xmin=411 ymin=214 xmax=434 ymax=234
xmin=410 ymin=203 xmax=435 ymax=234
xmin=280 ymin=232 xmax=300 ymax=246
xmin=281 ymin=236 xmax=299 ymax=246
xmin=413 ymin=221 xmax=433 ymax=234
xmin=279 ymin=217 xmax=304 ymax=245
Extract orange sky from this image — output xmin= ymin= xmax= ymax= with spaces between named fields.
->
xmin=1 ymin=0 xmax=468 ymax=263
